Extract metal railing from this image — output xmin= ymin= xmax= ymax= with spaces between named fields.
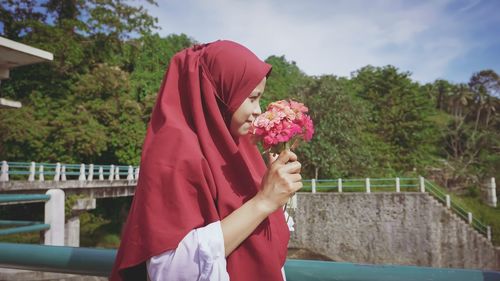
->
xmin=0 ymin=243 xmax=497 ymax=281
xmin=0 ymin=194 xmax=51 ymax=236
xmin=302 ymin=176 xmax=492 ymax=241
xmin=425 ymin=179 xmax=489 ymax=237
xmin=302 ymin=177 xmax=419 ymax=192
xmin=1 ymin=163 xmax=493 ymax=242
xmin=1 ymin=161 xmax=139 ymax=182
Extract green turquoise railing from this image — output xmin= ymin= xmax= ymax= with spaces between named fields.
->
xmin=0 ymin=164 xmax=492 ymax=241
xmin=0 ymin=243 xmax=498 ymax=280
xmin=0 ymin=161 xmax=138 ymax=182
xmin=0 ymin=194 xmax=51 ymax=236
xmin=425 ymin=179 xmax=489 ymax=236
xmin=300 ymin=177 xmax=491 ymax=240
xmin=0 ymin=194 xmax=50 ymax=203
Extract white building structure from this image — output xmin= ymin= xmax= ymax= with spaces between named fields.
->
xmin=0 ymin=36 xmax=53 ymax=108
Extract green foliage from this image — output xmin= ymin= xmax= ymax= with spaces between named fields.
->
xmin=263 ymin=55 xmax=308 ymax=107
xmin=79 ymin=197 xmax=132 ymax=247
xmin=96 ymin=234 xmax=121 ymax=248
xmin=292 ymin=75 xmax=374 ymax=178
xmin=129 ymin=33 xmax=194 ymax=118
xmin=65 ymin=194 xmax=86 ymax=218
xmin=447 ymin=193 xmax=500 ymax=245
xmin=0 ymin=0 xmax=498 ymax=245
xmin=352 ymin=65 xmax=439 ymax=172
xmin=79 ymin=211 xmax=110 ymax=247
xmin=0 ymin=0 xmax=194 ymax=165
xmin=426 ymin=70 xmax=499 ymax=192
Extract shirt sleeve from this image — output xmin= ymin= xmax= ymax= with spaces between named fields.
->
xmin=284 ymin=210 xmax=295 ymax=232
xmin=146 ymin=221 xmax=230 ymax=281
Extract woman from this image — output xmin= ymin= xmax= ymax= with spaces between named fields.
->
xmin=110 ymin=40 xmax=302 ymax=281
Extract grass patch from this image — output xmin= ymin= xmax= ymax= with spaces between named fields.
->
xmin=447 ymin=194 xmax=499 ymax=245
xmin=0 ymin=231 xmax=41 ymax=243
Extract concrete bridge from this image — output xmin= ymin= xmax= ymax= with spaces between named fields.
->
xmin=0 ymin=161 xmax=139 ymax=199
xmin=0 ymin=161 xmax=139 ymax=247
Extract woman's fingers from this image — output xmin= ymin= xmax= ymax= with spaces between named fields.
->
xmin=274 ymin=149 xmax=298 ymax=166
xmin=289 ymin=173 xmax=302 ymax=183
xmin=267 ymin=151 xmax=279 ymax=167
xmin=291 ymin=181 xmax=303 ymax=191
xmin=282 ymin=161 xmax=301 ymax=174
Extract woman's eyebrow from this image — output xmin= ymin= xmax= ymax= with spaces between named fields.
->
xmin=251 ymin=91 xmax=262 ymax=97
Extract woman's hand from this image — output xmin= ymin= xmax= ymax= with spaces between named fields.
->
xmin=221 ymin=149 xmax=302 ymax=256
xmin=254 ymin=149 xmax=302 ymax=214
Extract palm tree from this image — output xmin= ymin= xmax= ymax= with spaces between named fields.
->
xmin=482 ymin=94 xmax=498 ymax=127
xmin=451 ymin=84 xmax=472 ymax=118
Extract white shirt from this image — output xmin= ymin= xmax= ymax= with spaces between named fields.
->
xmin=147 ymin=212 xmax=295 ymax=281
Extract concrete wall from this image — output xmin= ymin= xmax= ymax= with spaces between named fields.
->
xmin=289 ymin=192 xmax=500 ymax=270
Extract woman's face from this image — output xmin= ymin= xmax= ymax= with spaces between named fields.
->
xmin=230 ymin=77 xmax=266 ymax=137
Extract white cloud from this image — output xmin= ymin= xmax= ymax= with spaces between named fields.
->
xmin=142 ymin=0 xmax=497 ymax=83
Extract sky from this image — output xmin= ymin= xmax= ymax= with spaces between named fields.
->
xmin=141 ymin=0 xmax=500 ymax=84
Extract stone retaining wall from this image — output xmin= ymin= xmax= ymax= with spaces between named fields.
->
xmin=289 ymin=192 xmax=500 ymax=270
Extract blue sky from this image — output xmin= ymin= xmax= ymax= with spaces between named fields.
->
xmin=141 ymin=0 xmax=500 ymax=84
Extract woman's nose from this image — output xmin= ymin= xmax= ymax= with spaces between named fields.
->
xmin=253 ymin=105 xmax=262 ymax=116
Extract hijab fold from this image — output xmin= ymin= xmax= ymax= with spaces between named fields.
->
xmin=110 ymin=40 xmax=289 ymax=281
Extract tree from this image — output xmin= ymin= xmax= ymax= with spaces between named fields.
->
xmin=263 ymin=55 xmax=308 ymax=107
xmin=0 ymin=0 xmax=160 ymax=164
xmin=351 ymin=65 xmax=438 ymax=172
xmin=292 ymin=75 xmax=374 ymax=178
xmin=469 ymin=70 xmax=500 ymax=129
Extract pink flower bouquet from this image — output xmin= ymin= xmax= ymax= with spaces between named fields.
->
xmin=251 ymin=99 xmax=314 ymax=154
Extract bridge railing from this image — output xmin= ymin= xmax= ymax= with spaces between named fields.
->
xmin=0 ymin=242 xmax=497 ymax=281
xmin=301 ymin=176 xmax=492 ymax=241
xmin=0 ymin=161 xmax=139 ymax=182
xmin=0 ymin=194 xmax=51 ymax=236
xmin=0 ymin=190 xmax=65 ymax=245
xmin=1 ymin=163 xmax=493 ymax=242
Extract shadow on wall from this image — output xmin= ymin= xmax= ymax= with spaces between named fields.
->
xmin=288 ymin=247 xmax=334 ymax=261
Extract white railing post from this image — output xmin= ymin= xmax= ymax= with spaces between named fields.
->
xmin=44 ymin=189 xmax=65 ymax=246
xmin=54 ymin=163 xmax=61 ymax=181
xmin=289 ymin=193 xmax=297 ymax=209
xmin=487 ymin=226 xmax=492 ymax=241
xmin=88 ymin=164 xmax=94 ymax=181
xmin=39 ymin=165 xmax=44 ymax=182
xmin=395 ymin=177 xmax=400 ymax=192
xmin=28 ymin=162 xmax=35 ymax=181
xmin=61 ymin=165 xmax=67 ymax=181
xmin=109 ymin=165 xmax=115 ymax=181
xmin=98 ymin=166 xmax=104 ymax=180
xmin=445 ymin=195 xmax=451 ymax=208
xmin=419 ymin=176 xmax=425 ymax=192
xmin=0 ymin=161 xmax=8 ymax=182
xmin=78 ymin=164 xmax=86 ymax=181
xmin=134 ymin=167 xmax=140 ymax=180
xmin=338 ymin=178 xmax=342 ymax=193
xmin=468 ymin=212 xmax=473 ymax=224
xmin=365 ymin=178 xmax=371 ymax=193
xmin=115 ymin=166 xmax=120 ymax=180
xmin=487 ymin=177 xmax=497 ymax=208
xmin=127 ymin=165 xmax=134 ymax=180
xmin=311 ymin=179 xmax=316 ymax=193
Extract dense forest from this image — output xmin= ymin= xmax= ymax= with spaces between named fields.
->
xmin=2 ymin=0 xmax=498 ymax=189
xmin=1 ymin=0 xmax=499 ymax=245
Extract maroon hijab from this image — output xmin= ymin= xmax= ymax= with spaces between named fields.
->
xmin=110 ymin=40 xmax=290 ymax=281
